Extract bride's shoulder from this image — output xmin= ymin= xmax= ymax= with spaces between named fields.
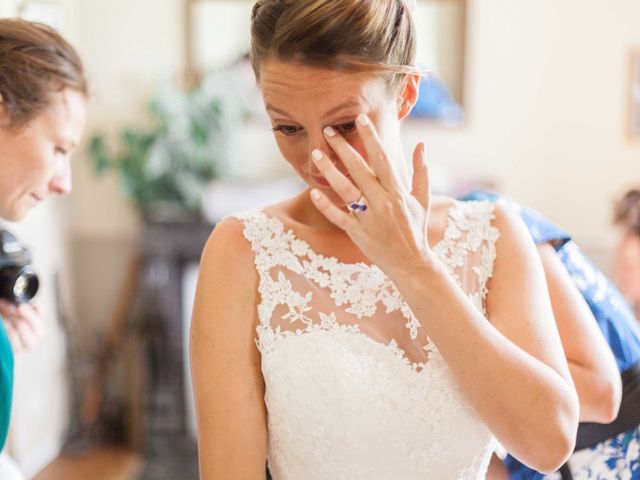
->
xmin=203 ymin=197 xmax=297 ymax=257
xmin=199 ymin=215 xmax=257 ymax=279
xmin=431 ymin=195 xmax=528 ymax=244
xmin=452 ymin=195 xmax=536 ymax=258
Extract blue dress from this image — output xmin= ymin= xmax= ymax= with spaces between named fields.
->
xmin=460 ymin=191 xmax=640 ymax=480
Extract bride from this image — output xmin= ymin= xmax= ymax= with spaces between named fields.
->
xmin=190 ymin=0 xmax=579 ymax=478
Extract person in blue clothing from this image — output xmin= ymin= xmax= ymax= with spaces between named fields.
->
xmin=0 ymin=18 xmax=88 ymax=459
xmin=462 ymin=190 xmax=640 ymax=480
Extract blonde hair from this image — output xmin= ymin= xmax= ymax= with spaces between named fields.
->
xmin=250 ymin=0 xmax=417 ymax=92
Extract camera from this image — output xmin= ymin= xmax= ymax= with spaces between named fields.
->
xmin=0 ymin=229 xmax=39 ymax=303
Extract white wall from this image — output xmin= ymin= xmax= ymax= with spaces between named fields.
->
xmin=70 ymin=0 xmax=183 ymax=240
xmin=403 ymin=0 xmax=640 ymax=266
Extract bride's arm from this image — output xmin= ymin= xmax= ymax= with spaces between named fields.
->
xmin=310 ymin=113 xmax=579 ymax=473
xmin=190 ymin=218 xmax=268 ymax=480
xmin=391 ymin=205 xmax=578 ymax=473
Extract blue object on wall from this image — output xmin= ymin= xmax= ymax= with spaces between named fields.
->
xmin=410 ymin=72 xmax=464 ymax=123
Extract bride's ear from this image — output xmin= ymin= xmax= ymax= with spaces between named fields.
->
xmin=397 ymin=73 xmax=420 ymax=120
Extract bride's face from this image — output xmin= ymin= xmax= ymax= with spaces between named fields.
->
xmin=259 ymin=60 xmax=404 ymax=206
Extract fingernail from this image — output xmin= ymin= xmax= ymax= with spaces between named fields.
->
xmin=323 ymin=126 xmax=336 ymax=137
xmin=357 ymin=114 xmax=369 ymax=126
xmin=310 ymin=189 xmax=321 ymax=201
xmin=312 ymin=149 xmax=323 ymax=162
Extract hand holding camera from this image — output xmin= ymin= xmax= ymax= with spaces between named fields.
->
xmin=0 ymin=229 xmax=43 ymax=352
xmin=0 ymin=300 xmax=44 ymax=353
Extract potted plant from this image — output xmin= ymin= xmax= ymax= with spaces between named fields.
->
xmin=89 ymin=72 xmax=245 ymax=222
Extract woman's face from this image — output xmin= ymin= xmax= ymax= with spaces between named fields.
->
xmin=259 ymin=60 xmax=407 ymax=206
xmin=614 ymin=231 xmax=640 ymax=306
xmin=0 ymin=88 xmax=87 ymax=221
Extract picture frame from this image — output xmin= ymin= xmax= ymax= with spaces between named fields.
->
xmin=629 ymin=49 xmax=640 ymax=139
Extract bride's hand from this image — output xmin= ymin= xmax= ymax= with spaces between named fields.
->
xmin=310 ymin=113 xmax=433 ymax=279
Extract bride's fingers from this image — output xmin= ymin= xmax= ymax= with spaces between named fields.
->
xmin=310 ymin=189 xmax=359 ymax=232
xmin=355 ymin=114 xmax=400 ymax=193
xmin=311 ymin=149 xmax=362 ymax=206
xmin=322 ymin=126 xmax=380 ymax=200
xmin=410 ymin=143 xmax=430 ymax=209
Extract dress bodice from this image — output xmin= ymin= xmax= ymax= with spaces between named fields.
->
xmin=233 ymin=200 xmax=501 ymax=479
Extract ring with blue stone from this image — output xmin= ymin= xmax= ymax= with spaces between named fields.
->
xmin=347 ymin=196 xmax=368 ymax=213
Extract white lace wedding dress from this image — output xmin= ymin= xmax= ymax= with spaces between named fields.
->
xmin=232 ymin=200 xmax=501 ymax=480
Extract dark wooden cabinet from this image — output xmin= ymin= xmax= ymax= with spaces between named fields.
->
xmin=136 ymin=220 xmax=214 ymax=480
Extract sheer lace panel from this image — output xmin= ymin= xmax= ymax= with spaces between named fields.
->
xmin=433 ymin=201 xmax=501 ymax=315
xmin=234 ymin=200 xmax=500 ymax=373
xmin=230 ymin=200 xmax=500 ymax=479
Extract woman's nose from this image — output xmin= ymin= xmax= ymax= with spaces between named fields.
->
xmin=49 ymin=158 xmax=72 ymax=195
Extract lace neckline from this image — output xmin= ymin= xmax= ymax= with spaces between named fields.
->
xmin=237 ymin=199 xmax=498 ymax=373
xmin=256 ymin=201 xmax=461 ymax=272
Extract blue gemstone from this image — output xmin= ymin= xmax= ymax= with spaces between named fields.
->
xmin=350 ymin=203 xmax=359 ymax=210
xmin=359 ymin=204 xmax=368 ymax=211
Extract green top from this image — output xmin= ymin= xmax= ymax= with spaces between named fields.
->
xmin=0 ymin=319 xmax=13 ymax=450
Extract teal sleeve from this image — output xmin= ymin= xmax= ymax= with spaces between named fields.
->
xmin=0 ymin=319 xmax=14 ymax=450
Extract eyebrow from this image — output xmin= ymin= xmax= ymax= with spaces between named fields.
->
xmin=266 ymin=99 xmax=361 ymax=120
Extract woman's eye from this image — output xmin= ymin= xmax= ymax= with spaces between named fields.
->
xmin=334 ymin=122 xmax=357 ymax=134
xmin=272 ymin=125 xmax=301 ymax=137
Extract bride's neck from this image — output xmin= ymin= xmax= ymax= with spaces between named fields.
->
xmin=289 ymin=190 xmax=347 ymax=234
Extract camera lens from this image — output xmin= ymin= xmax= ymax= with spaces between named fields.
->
xmin=14 ymin=276 xmax=30 ymax=297
xmin=0 ymin=265 xmax=39 ymax=303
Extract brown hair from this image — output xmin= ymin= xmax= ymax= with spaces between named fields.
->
xmin=0 ymin=18 xmax=87 ymax=130
xmin=615 ymin=189 xmax=640 ymax=235
xmin=250 ymin=0 xmax=417 ymax=91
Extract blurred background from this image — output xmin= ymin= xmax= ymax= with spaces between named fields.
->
xmin=0 ymin=0 xmax=639 ymax=479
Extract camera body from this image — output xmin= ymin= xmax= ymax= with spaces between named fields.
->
xmin=0 ymin=229 xmax=39 ymax=304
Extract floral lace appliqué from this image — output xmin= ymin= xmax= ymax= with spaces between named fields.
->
xmin=231 ymin=201 xmax=501 ymax=480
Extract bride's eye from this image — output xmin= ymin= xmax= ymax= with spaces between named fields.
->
xmin=334 ymin=122 xmax=357 ymax=134
xmin=272 ymin=125 xmax=302 ymax=136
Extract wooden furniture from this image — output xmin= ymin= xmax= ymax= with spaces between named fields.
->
xmin=135 ymin=220 xmax=213 ymax=480
xmin=33 ymin=447 xmax=141 ymax=480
